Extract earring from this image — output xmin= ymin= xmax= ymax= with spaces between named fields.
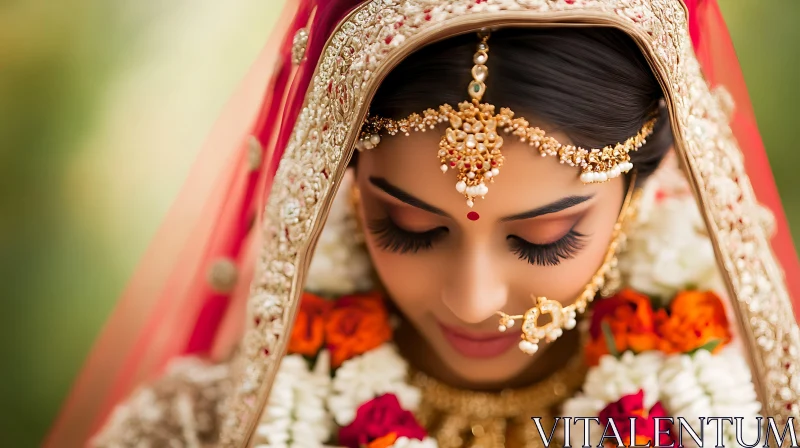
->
xmin=496 ymin=174 xmax=640 ymax=355
xmin=350 ymin=185 xmax=366 ymax=244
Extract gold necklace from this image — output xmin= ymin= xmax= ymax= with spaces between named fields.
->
xmin=408 ymin=354 xmax=586 ymax=448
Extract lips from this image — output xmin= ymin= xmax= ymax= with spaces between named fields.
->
xmin=438 ymin=321 xmax=520 ymax=359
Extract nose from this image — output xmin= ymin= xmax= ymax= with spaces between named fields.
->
xmin=440 ymin=242 xmax=508 ymax=324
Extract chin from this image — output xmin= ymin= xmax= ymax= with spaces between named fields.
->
xmin=446 ymin=352 xmax=532 ymax=385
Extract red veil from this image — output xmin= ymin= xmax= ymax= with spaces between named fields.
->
xmin=44 ymin=1 xmax=800 ymax=446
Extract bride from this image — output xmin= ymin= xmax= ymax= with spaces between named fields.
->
xmin=47 ymin=1 xmax=800 ymax=447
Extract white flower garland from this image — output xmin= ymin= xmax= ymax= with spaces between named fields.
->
xmin=563 ymin=351 xmax=665 ymax=418
xmin=327 ymin=344 xmax=422 ymax=427
xmin=305 ymin=170 xmax=374 ymax=296
xmin=658 ymin=347 xmax=762 ymax=448
xmin=254 ymin=344 xmax=429 ymax=448
xmin=618 ymin=155 xmax=723 ymax=302
xmin=255 ymin=352 xmax=334 ymax=448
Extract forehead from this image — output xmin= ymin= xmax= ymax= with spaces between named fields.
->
xmin=358 ymin=129 xmax=603 ymax=216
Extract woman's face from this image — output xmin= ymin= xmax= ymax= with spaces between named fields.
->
xmin=354 ymin=127 xmax=625 ymax=385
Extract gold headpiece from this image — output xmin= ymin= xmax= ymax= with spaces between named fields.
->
xmin=357 ymin=32 xmax=657 ymax=208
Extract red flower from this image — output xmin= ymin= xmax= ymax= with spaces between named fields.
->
xmin=655 ymin=290 xmax=732 ymax=354
xmin=325 ymin=292 xmax=392 ymax=368
xmin=598 ymin=390 xmax=675 ymax=447
xmin=585 ymin=289 xmax=665 ymax=366
xmin=338 ymin=394 xmax=426 ymax=448
xmin=287 ymin=293 xmax=332 ymax=356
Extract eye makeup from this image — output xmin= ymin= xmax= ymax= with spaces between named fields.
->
xmin=368 ymin=216 xmax=448 ymax=254
xmin=368 ymin=212 xmax=588 ymax=266
xmin=363 ymin=181 xmax=594 ymax=265
xmin=506 ymin=229 xmax=587 ymax=267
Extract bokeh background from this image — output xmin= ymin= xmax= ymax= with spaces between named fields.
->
xmin=1 ymin=1 xmax=798 ymax=446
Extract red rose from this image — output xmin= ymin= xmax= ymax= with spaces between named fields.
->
xmin=598 ymin=390 xmax=675 ymax=447
xmin=338 ymin=394 xmax=427 ymax=448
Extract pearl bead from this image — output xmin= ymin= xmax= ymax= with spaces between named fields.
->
xmin=491 ymin=168 xmax=499 ymax=176
xmin=565 ymin=318 xmax=576 ymax=330
xmin=498 ymin=325 xmax=507 ymax=332
xmin=466 ymin=199 xmax=474 ymax=208
xmin=519 ymin=340 xmax=539 ymax=355
xmin=485 ymin=171 xmax=493 ymax=178
xmin=369 ymin=134 xmax=381 ymax=146
xmin=467 ymin=172 xmax=475 ymax=179
xmin=507 ymin=319 xmax=515 ymax=328
xmin=440 ymin=164 xmax=448 ymax=173
xmin=597 ymin=172 xmax=608 ymax=182
xmin=456 ymin=181 xmax=466 ymax=193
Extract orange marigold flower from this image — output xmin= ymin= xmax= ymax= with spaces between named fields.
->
xmin=656 ymin=290 xmax=731 ymax=354
xmin=287 ymin=292 xmax=333 ymax=356
xmin=367 ymin=432 xmax=399 ymax=448
xmin=325 ymin=292 xmax=392 ymax=368
xmin=585 ymin=289 xmax=664 ymax=366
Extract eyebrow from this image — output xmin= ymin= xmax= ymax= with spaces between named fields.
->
xmin=369 ymin=177 xmax=450 ymax=216
xmin=500 ymin=195 xmax=594 ymax=221
xmin=368 ymin=176 xmax=592 ymax=221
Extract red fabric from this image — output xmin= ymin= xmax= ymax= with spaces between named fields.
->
xmin=685 ymin=0 xmax=800 ymax=320
xmin=263 ymin=0 xmax=365 ymax=180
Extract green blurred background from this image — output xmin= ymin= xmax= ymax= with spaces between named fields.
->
xmin=1 ymin=1 xmax=798 ymax=446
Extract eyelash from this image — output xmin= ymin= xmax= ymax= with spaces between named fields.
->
xmin=369 ymin=216 xmax=587 ymax=266
xmin=368 ymin=217 xmax=448 ymax=254
xmin=507 ymin=230 xmax=587 ymax=267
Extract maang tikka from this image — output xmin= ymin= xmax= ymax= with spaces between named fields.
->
xmin=357 ymin=32 xmax=657 ymax=208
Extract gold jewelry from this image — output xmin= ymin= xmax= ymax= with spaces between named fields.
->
xmin=350 ymin=185 xmax=366 ymax=244
xmin=496 ymin=173 xmax=640 ymax=355
xmin=357 ymin=33 xmax=657 ymax=208
xmin=409 ymin=350 xmax=586 ymax=448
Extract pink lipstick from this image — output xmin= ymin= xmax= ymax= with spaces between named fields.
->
xmin=438 ymin=322 xmax=521 ymax=358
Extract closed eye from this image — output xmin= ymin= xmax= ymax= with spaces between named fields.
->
xmin=368 ymin=217 xmax=448 ymax=254
xmin=507 ymin=229 xmax=587 ymax=266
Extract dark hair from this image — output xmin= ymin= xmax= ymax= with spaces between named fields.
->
xmin=360 ymin=27 xmax=672 ymax=183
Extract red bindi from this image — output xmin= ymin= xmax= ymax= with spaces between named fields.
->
xmin=467 ymin=211 xmax=480 ymax=221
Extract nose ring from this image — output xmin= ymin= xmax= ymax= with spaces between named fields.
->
xmin=496 ymin=296 xmax=577 ymax=355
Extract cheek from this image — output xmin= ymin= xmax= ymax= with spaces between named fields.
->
xmin=363 ymin=237 xmax=440 ymax=319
